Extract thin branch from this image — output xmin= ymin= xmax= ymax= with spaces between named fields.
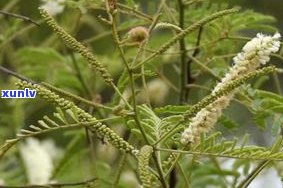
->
xmin=178 ymin=0 xmax=187 ymax=104
xmin=68 ymin=48 xmax=93 ymax=99
xmin=117 ymin=3 xmax=153 ymax=21
xmin=184 ymin=26 xmax=203 ymax=100
xmin=0 ymin=65 xmax=114 ymax=111
xmin=156 ymin=148 xmax=283 ymax=161
xmin=0 ymin=10 xmax=39 ymax=26
xmin=236 ymin=161 xmax=270 ymax=188
xmin=0 ymin=65 xmax=34 ymax=83
xmin=0 ymin=177 xmax=97 ymax=188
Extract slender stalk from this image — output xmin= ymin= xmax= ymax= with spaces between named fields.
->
xmin=108 ymin=7 xmax=149 ymax=143
xmin=187 ymin=54 xmax=221 ymax=80
xmin=178 ymin=0 xmax=188 ymax=104
xmin=184 ymin=27 xmax=203 ymax=99
xmin=176 ymin=162 xmax=190 ymax=188
xmin=41 ymin=82 xmax=113 ymax=110
xmin=184 ymin=0 xmax=204 ymax=6
xmin=0 ymin=177 xmax=97 ymax=188
xmin=0 ymin=65 xmax=34 ymax=83
xmin=236 ymin=161 xmax=270 ymax=188
xmin=117 ymin=3 xmax=153 ymax=21
xmin=272 ymin=72 xmax=283 ymax=95
xmin=0 ymin=10 xmax=39 ymax=26
xmin=69 ymin=50 xmax=93 ymax=99
xmin=112 ymin=153 xmax=127 ymax=187
xmin=0 ymin=19 xmax=44 ymax=50
xmin=156 ymin=148 xmax=283 ymax=161
xmin=156 ymin=70 xmax=180 ymax=93
xmin=106 ymin=3 xmax=167 ymax=187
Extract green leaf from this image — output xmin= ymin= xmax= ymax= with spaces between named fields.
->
xmin=154 ymin=105 xmax=189 ymax=114
xmin=127 ymin=105 xmax=183 ymax=145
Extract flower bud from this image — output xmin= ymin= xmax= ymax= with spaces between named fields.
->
xmin=128 ymin=26 xmax=149 ymax=43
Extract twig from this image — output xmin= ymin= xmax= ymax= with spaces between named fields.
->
xmin=41 ymin=82 xmax=113 ymax=111
xmin=0 ymin=65 xmax=34 ymax=83
xmin=184 ymin=27 xmax=203 ymax=100
xmin=236 ymin=161 xmax=270 ymax=188
xmin=69 ymin=50 xmax=93 ymax=99
xmin=117 ymin=3 xmax=153 ymax=21
xmin=178 ymin=0 xmax=187 ymax=104
xmin=0 ymin=177 xmax=97 ymax=188
xmin=0 ymin=10 xmax=39 ymax=26
xmin=0 ymin=65 xmax=113 ymax=111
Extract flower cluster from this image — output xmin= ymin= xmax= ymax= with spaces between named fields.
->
xmin=181 ymin=33 xmax=281 ymax=145
xmin=138 ymin=78 xmax=170 ymax=105
xmin=137 ymin=146 xmax=155 ymax=188
xmin=20 ymin=138 xmax=62 ymax=184
xmin=40 ymin=0 xmax=65 ymax=16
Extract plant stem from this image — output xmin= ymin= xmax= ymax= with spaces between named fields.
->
xmin=236 ymin=160 xmax=270 ymax=188
xmin=41 ymin=82 xmax=113 ymax=110
xmin=272 ymin=72 xmax=283 ymax=95
xmin=184 ymin=27 xmax=203 ymax=98
xmin=0 ymin=177 xmax=97 ymax=188
xmin=69 ymin=50 xmax=93 ymax=99
xmin=107 ymin=3 xmax=168 ymax=187
xmin=112 ymin=153 xmax=127 ymax=187
xmin=178 ymin=0 xmax=187 ymax=104
xmin=0 ymin=10 xmax=39 ymax=26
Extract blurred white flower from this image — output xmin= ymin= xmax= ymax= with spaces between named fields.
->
xmin=40 ymin=0 xmax=66 ymax=16
xmin=119 ymin=88 xmax=132 ymax=106
xmin=41 ymin=139 xmax=63 ymax=161
xmin=181 ymin=33 xmax=281 ymax=145
xmin=120 ymin=171 xmax=141 ymax=188
xmin=161 ymin=46 xmax=178 ymax=63
xmin=0 ymin=179 xmax=5 ymax=185
xmin=20 ymin=138 xmax=62 ymax=185
xmin=138 ymin=78 xmax=169 ymax=105
xmin=147 ymin=78 xmax=169 ymax=104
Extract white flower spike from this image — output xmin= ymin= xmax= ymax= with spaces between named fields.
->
xmin=181 ymin=33 xmax=281 ymax=145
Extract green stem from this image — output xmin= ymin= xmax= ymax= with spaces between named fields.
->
xmin=112 ymin=153 xmax=127 ymax=187
xmin=107 ymin=3 xmax=167 ymax=187
xmin=178 ymin=0 xmax=187 ymax=104
xmin=236 ymin=161 xmax=270 ymax=188
xmin=41 ymin=82 xmax=113 ymax=110
xmin=0 ymin=178 xmax=97 ymax=188
xmin=69 ymin=50 xmax=93 ymax=99
xmin=272 ymin=72 xmax=283 ymax=95
xmin=117 ymin=3 xmax=153 ymax=21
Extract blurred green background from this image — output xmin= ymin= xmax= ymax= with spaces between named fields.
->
xmin=0 ymin=0 xmax=283 ymax=187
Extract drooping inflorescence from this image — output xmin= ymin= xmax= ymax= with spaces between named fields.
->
xmin=16 ymin=81 xmax=136 ymax=154
xmin=39 ymin=8 xmax=113 ymax=85
xmin=181 ymin=33 xmax=281 ymax=145
xmin=137 ymin=145 xmax=156 ymax=188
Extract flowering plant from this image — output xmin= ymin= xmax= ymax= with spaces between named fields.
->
xmin=0 ymin=1 xmax=283 ymax=188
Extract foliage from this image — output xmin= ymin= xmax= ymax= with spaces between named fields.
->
xmin=0 ymin=0 xmax=283 ymax=187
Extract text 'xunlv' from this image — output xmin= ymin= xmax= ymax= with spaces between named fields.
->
xmin=1 ymin=88 xmax=36 ymax=98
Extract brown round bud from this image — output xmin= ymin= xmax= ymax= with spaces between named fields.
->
xmin=108 ymin=0 xmax=117 ymax=11
xmin=128 ymin=26 xmax=149 ymax=43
